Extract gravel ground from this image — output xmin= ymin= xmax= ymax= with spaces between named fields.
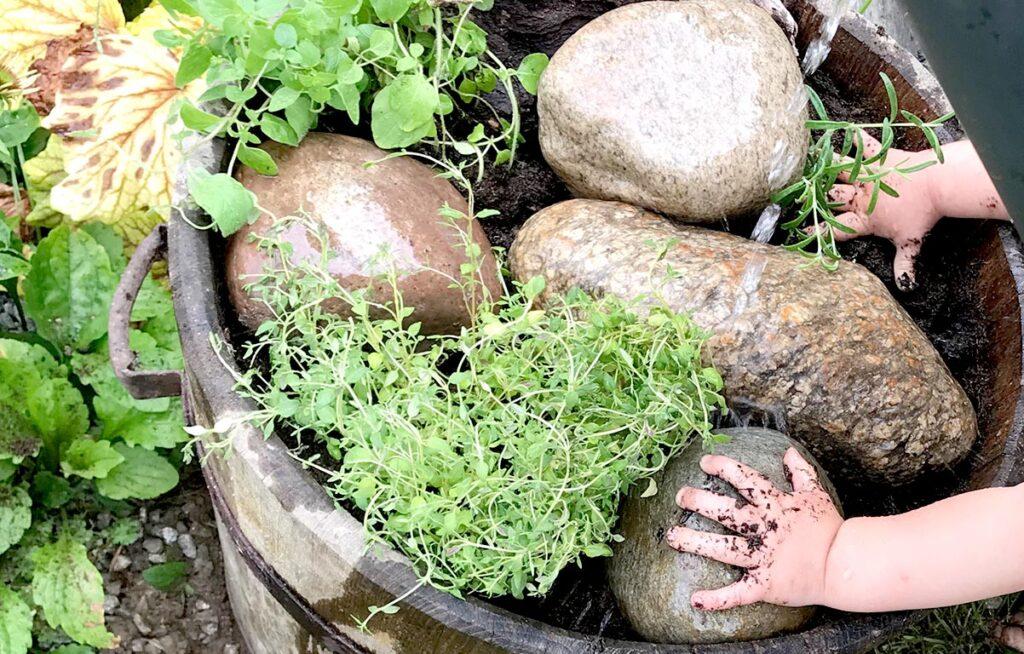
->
xmin=95 ymin=470 xmax=243 ymax=654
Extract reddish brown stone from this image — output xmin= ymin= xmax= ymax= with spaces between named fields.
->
xmin=227 ymin=133 xmax=502 ymax=336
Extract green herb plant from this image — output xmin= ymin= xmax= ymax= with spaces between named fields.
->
xmin=224 ymin=211 xmax=725 ymax=624
xmin=162 ymin=0 xmax=548 ymax=236
xmin=773 ymin=72 xmax=954 ymax=269
xmin=0 ymin=219 xmax=186 ymax=652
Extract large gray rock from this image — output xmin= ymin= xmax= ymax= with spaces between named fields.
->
xmin=608 ymin=427 xmax=840 ymax=644
xmin=508 ymin=200 xmax=978 ymax=483
xmin=226 ymin=133 xmax=502 ymax=336
xmin=537 ymin=0 xmax=807 ymax=222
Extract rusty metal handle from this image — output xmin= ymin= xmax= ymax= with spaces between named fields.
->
xmin=109 ymin=224 xmax=182 ymax=400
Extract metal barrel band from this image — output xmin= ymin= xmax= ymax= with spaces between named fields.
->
xmin=109 ymin=223 xmax=183 ymax=400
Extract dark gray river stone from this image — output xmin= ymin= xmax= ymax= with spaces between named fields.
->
xmin=537 ymin=0 xmax=807 ymax=222
xmin=508 ymin=199 xmax=978 ymax=484
xmin=608 ymin=427 xmax=840 ymax=644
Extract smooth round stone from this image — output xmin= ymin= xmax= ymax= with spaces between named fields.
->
xmin=538 ymin=0 xmax=808 ymax=222
xmin=226 ymin=133 xmax=502 ymax=335
xmin=607 ymin=427 xmax=842 ymax=644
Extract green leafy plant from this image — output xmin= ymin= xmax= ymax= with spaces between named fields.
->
xmin=773 ymin=73 xmax=954 ymax=269
xmin=167 ymin=0 xmax=548 ymax=236
xmin=0 ymin=221 xmax=186 ymax=652
xmin=225 ymin=211 xmax=725 ymax=619
xmin=142 ymin=561 xmax=190 ymax=592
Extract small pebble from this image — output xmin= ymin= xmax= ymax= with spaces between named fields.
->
xmin=142 ymin=537 xmax=163 ymax=554
xmin=131 ymin=638 xmax=147 ymax=653
xmin=178 ymin=534 xmax=197 ymax=559
xmin=160 ymin=527 xmax=178 ymax=544
xmin=109 ymin=553 xmax=132 ymax=572
xmin=148 ymin=553 xmax=167 ymax=564
xmin=224 ymin=645 xmax=239 ymax=654
xmin=201 ymin=622 xmax=218 ymax=637
xmin=195 ymin=599 xmax=211 ymax=611
xmin=103 ymin=595 xmax=119 ymax=613
xmin=132 ymin=613 xmax=153 ymax=636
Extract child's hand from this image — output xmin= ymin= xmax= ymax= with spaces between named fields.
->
xmin=822 ymin=133 xmax=943 ymax=291
xmin=821 ymin=137 xmax=1008 ymax=292
xmin=667 ymin=448 xmax=843 ymax=610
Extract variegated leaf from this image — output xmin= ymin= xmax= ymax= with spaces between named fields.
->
xmin=0 ymin=0 xmax=124 ymax=63
xmin=21 ymin=135 xmax=65 ymax=227
xmin=42 ymin=33 xmax=199 ymax=244
xmin=127 ymin=2 xmax=202 ymax=46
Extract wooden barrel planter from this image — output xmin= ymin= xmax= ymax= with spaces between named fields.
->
xmin=109 ymin=1 xmax=1024 ymax=652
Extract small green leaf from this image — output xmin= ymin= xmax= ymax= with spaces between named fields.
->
xmin=582 ymin=544 xmax=613 ymax=558
xmin=260 ymin=114 xmax=299 ymax=146
xmin=142 ymin=561 xmax=189 ymax=591
xmin=639 ymin=477 xmax=658 ymax=498
xmin=370 ymin=0 xmax=412 ymax=22
xmin=187 ymin=169 xmax=258 ymax=237
xmin=22 ymin=226 xmax=118 ymax=352
xmin=371 ymin=73 xmax=438 ymax=149
xmin=32 ymin=536 xmax=116 ymax=649
xmin=0 ymin=485 xmax=31 ymax=556
xmin=0 ymin=584 xmax=32 ymax=654
xmin=880 ymin=72 xmax=898 ymax=123
xmin=516 ymin=53 xmax=549 ymax=95
xmin=95 ymin=444 xmax=179 ymax=501
xmin=284 ymin=95 xmax=314 ymax=142
xmin=60 ymin=440 xmax=124 ymax=480
xmin=273 ymin=23 xmax=298 ymax=47
xmin=237 ymin=145 xmax=278 ymax=176
xmin=267 ymin=86 xmax=300 ymax=112
xmin=31 ymin=471 xmax=73 ymax=509
xmin=176 ymin=42 xmax=212 ymax=87
xmin=179 ymin=103 xmax=221 ymax=133
xmin=106 ymin=517 xmax=142 ymax=547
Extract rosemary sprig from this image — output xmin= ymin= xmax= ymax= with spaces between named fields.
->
xmin=773 ymin=73 xmax=954 ymax=269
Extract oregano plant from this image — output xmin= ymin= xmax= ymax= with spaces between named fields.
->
xmin=164 ymin=0 xmax=548 ymax=236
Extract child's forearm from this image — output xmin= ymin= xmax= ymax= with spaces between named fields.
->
xmin=927 ymin=140 xmax=1010 ymax=221
xmin=821 ymin=483 xmax=1024 ymax=612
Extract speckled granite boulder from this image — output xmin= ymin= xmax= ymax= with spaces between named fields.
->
xmin=509 ymin=200 xmax=978 ymax=483
xmin=609 ymin=427 xmax=840 ymax=643
xmin=537 ymin=0 xmax=807 ymax=222
xmin=226 ymin=133 xmax=501 ymax=335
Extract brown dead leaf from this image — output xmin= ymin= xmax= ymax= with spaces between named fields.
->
xmin=0 ymin=183 xmax=29 ymax=219
xmin=42 ymin=32 xmax=199 ymax=243
xmin=0 ymin=0 xmax=125 ymax=63
xmin=25 ymin=25 xmax=100 ymax=116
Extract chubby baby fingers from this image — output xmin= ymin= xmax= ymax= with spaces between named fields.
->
xmin=691 ymin=575 xmax=765 ymax=611
xmin=676 ymin=486 xmax=758 ymax=531
xmin=666 ymin=526 xmax=758 ymax=568
xmin=699 ymin=455 xmax=781 ymax=504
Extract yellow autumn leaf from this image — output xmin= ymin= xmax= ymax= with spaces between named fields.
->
xmin=42 ymin=33 xmax=200 ymax=245
xmin=0 ymin=0 xmax=125 ymax=63
xmin=127 ymin=2 xmax=202 ymax=46
xmin=22 ymin=135 xmax=65 ymax=227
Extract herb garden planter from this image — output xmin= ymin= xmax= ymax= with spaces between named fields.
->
xmin=110 ymin=1 xmax=1024 ymax=652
